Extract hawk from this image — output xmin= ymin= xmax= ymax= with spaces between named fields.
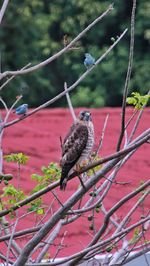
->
xmin=60 ymin=110 xmax=94 ymax=190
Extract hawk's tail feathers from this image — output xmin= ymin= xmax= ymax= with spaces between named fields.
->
xmin=60 ymin=162 xmax=73 ymax=190
xmin=60 ymin=177 xmax=68 ymax=190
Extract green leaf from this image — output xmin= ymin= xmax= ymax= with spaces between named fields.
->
xmin=31 ymin=174 xmax=43 ymax=182
xmin=36 ymin=208 xmax=44 ymax=215
xmin=4 ymin=153 xmax=29 ymax=165
xmin=126 ymin=92 xmax=150 ymax=109
xmin=27 ymin=198 xmax=43 ymax=213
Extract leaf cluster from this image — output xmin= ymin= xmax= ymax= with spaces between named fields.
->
xmin=126 ymin=92 xmax=150 ymax=109
xmin=2 ymin=184 xmax=25 ymax=208
xmin=31 ymin=162 xmax=61 ymax=194
xmin=4 ymin=153 xmax=29 ymax=165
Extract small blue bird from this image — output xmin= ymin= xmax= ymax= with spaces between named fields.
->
xmin=13 ymin=104 xmax=28 ymax=116
xmin=84 ymin=53 xmax=95 ymax=69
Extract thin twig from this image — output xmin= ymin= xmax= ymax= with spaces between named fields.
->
xmin=1 ymin=217 xmax=21 ymax=265
xmin=70 ymin=181 xmax=150 ymax=265
xmin=4 ymin=28 xmax=128 ymax=129
xmin=95 ymin=114 xmax=109 ymax=155
xmin=125 ymin=109 xmax=138 ymax=129
xmin=64 ymin=82 xmax=76 ymax=122
xmin=0 ymin=97 xmax=8 ymax=112
xmin=0 ymin=95 xmax=22 ymax=139
xmin=13 ymin=150 xmax=149 ymax=266
xmin=6 ymin=217 xmax=21 ymax=266
xmin=0 ymin=226 xmax=42 ymax=243
xmin=113 ymin=190 xmax=149 ymax=236
xmin=0 ymin=129 xmax=149 ymax=219
xmin=0 ymin=252 xmax=14 ymax=265
xmin=116 ymin=0 xmax=136 ymax=151
xmin=36 ymin=221 xmax=63 ymax=263
xmin=122 ymin=246 xmax=150 ymax=265
xmin=90 ymin=181 xmax=150 ymax=246
xmin=25 ymin=216 xmax=150 ymax=266
xmin=52 ymin=231 xmax=67 ymax=261
xmin=51 ymin=190 xmax=64 ymax=208
xmin=0 ymin=63 xmax=31 ymax=91
xmin=0 ymin=0 xmax=9 ymax=24
xmin=0 ymin=4 xmax=113 ymax=80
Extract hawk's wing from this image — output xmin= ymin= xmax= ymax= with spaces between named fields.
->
xmin=60 ymin=123 xmax=88 ymax=189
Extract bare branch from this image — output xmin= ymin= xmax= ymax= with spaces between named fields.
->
xmin=95 ymin=114 xmax=109 ymax=155
xmin=113 ymin=189 xmax=149 ymax=236
xmin=0 ymin=128 xmax=149 ymax=220
xmin=116 ymin=0 xmax=137 ymax=151
xmin=25 ymin=216 xmax=150 ymax=266
xmin=1 ymin=2 xmax=149 ymax=264
xmin=122 ymin=246 xmax=150 ymax=265
xmin=0 ymin=97 xmax=8 ymax=112
xmin=64 ymin=82 xmax=76 ymax=122
xmin=0 ymin=128 xmax=149 ymax=219
xmin=0 ymin=0 xmax=9 ymax=24
xmin=0 ymin=63 xmax=31 ymax=91
xmin=0 ymin=95 xmax=22 ymax=138
xmin=0 ymin=226 xmax=42 ymax=243
xmin=3 ymin=28 xmax=128 ymax=129
xmin=0 ymin=252 xmax=14 ymax=265
xmin=1 ymin=217 xmax=21 ymax=262
xmin=0 ymin=4 xmax=113 ymax=80
xmin=13 ymin=157 xmax=123 ymax=266
xmin=89 ymin=180 xmax=150 ymax=246
xmin=125 ymin=109 xmax=138 ymax=130
xmin=69 ymin=181 xmax=150 ymax=264
xmin=36 ymin=221 xmax=63 ymax=263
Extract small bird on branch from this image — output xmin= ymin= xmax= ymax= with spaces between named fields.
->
xmin=84 ymin=53 xmax=95 ymax=69
xmin=60 ymin=110 xmax=94 ymax=190
xmin=13 ymin=104 xmax=28 ymax=116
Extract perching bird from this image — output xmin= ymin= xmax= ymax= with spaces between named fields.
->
xmin=60 ymin=110 xmax=94 ymax=190
xmin=13 ymin=104 xmax=28 ymax=115
xmin=84 ymin=53 xmax=95 ymax=69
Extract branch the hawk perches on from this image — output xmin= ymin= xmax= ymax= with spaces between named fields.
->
xmin=60 ymin=110 xmax=94 ymax=190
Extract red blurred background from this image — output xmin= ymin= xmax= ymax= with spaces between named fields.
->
xmin=1 ymin=108 xmax=150 ymax=258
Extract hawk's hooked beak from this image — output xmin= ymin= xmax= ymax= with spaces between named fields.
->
xmin=79 ymin=110 xmax=91 ymax=121
xmin=84 ymin=112 xmax=91 ymax=121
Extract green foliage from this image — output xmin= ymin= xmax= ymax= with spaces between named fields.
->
xmin=126 ymin=92 xmax=150 ymax=109
xmin=2 ymin=184 xmax=25 ymax=206
xmin=31 ymin=162 xmax=61 ymax=194
xmin=1 ymin=0 xmax=150 ymax=107
xmin=4 ymin=153 xmax=29 ymax=165
xmin=72 ymin=87 xmax=105 ymax=107
xmin=1 ymin=158 xmax=60 ymax=215
xmin=28 ymin=163 xmax=60 ymax=214
xmin=27 ymin=198 xmax=44 ymax=214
